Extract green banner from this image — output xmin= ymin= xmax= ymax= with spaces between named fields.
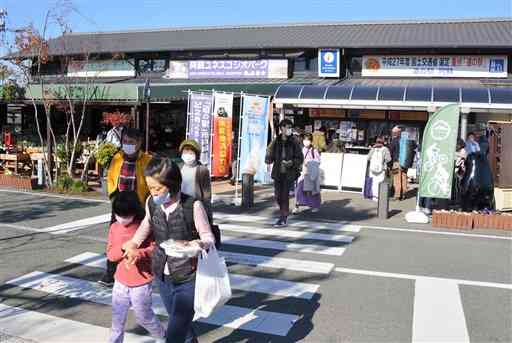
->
xmin=419 ymin=104 xmax=460 ymax=199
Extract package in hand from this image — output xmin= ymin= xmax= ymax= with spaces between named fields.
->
xmin=160 ymin=239 xmax=201 ymax=258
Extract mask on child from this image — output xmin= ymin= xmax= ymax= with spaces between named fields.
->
xmin=122 ymin=144 xmax=137 ymax=156
xmin=181 ymin=153 xmax=196 ymax=165
xmin=115 ymin=215 xmax=134 ymax=226
xmin=285 ymin=128 xmax=293 ymax=136
xmin=303 ymin=140 xmax=312 ymax=147
xmin=153 ymin=191 xmax=171 ymax=206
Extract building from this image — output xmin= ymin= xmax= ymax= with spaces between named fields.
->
xmin=9 ymin=17 xmax=512 ymax=156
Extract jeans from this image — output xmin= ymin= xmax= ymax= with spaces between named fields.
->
xmin=110 ymin=281 xmax=165 ymax=343
xmin=157 ymin=277 xmax=196 ymax=343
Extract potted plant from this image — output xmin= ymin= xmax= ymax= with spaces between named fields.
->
xmin=96 ymin=142 xmax=118 ymax=194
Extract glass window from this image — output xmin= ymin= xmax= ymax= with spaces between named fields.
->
xmin=138 ymin=59 xmax=152 ymax=73
xmin=153 ymin=59 xmax=166 ymax=72
xmin=350 ymin=57 xmax=362 ymax=75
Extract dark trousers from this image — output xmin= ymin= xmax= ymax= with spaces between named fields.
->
xmin=274 ymin=176 xmax=293 ymax=218
xmin=158 ymin=277 xmax=197 ymax=343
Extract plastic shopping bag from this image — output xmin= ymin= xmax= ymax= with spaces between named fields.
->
xmin=193 ymin=247 xmax=232 ymax=320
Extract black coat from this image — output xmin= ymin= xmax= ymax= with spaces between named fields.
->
xmin=265 ymin=136 xmax=304 ymax=181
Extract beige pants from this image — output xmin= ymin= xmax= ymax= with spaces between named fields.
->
xmin=393 ymin=169 xmax=408 ymax=199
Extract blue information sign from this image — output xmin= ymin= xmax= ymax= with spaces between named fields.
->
xmin=318 ymin=49 xmax=340 ymax=77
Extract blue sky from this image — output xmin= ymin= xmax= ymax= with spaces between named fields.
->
xmin=2 ymin=0 xmax=511 ymax=35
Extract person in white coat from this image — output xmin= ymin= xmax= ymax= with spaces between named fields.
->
xmin=367 ymin=137 xmax=391 ymax=202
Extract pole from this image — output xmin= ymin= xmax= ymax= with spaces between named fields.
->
xmin=234 ymin=92 xmax=244 ymax=204
xmin=209 ymin=89 xmax=215 ymax=172
xmin=185 ymin=89 xmax=191 ymax=139
xmin=145 ymin=100 xmax=149 ymax=153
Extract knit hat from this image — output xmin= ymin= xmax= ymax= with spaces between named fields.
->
xmin=179 ymin=139 xmax=201 ymax=155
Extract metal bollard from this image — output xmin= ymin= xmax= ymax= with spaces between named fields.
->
xmin=378 ymin=181 xmax=389 ymax=219
xmin=37 ymin=159 xmax=45 ymax=186
xmin=241 ymin=173 xmax=254 ymax=208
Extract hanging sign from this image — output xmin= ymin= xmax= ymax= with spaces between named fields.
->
xmin=67 ymin=59 xmax=135 ymax=77
xmin=211 ymin=92 xmax=234 ymax=177
xmin=187 ymin=92 xmax=214 ymax=166
xmin=239 ymin=95 xmax=270 ymax=183
xmin=318 ymin=49 xmax=340 ymax=77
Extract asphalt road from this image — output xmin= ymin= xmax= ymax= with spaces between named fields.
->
xmin=0 ymin=189 xmax=511 ymax=342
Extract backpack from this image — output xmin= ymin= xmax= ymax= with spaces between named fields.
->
xmin=148 ymin=194 xmax=221 ymax=249
xmin=370 ymin=148 xmax=385 ymax=174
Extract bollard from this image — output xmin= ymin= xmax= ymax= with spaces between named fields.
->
xmin=378 ymin=181 xmax=389 ymax=219
xmin=37 ymin=159 xmax=45 ymax=186
xmin=242 ymin=173 xmax=254 ymax=208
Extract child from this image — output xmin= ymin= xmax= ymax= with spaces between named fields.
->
xmin=107 ymin=191 xmax=165 ymax=343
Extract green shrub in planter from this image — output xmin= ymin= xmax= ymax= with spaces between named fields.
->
xmin=71 ymin=180 xmax=88 ymax=193
xmin=55 ymin=175 xmax=74 ymax=192
xmin=97 ymin=143 xmax=118 ymax=167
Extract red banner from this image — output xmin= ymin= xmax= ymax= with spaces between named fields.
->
xmin=212 ymin=117 xmax=233 ymax=177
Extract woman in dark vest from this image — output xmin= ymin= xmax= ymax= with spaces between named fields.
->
xmin=123 ymin=157 xmax=215 ymax=343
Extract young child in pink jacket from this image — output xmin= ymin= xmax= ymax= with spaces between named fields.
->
xmin=107 ymin=191 xmax=165 ymax=343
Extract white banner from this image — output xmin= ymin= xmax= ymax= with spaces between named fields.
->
xmin=67 ymin=60 xmax=135 ymax=78
xmin=213 ymin=92 xmax=234 ymax=118
xmin=362 ymin=55 xmax=507 ymax=78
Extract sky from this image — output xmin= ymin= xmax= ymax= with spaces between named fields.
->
xmin=1 ymin=0 xmax=511 ymax=36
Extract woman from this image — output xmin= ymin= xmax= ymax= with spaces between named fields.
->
xmin=178 ymin=139 xmax=212 ymax=218
xmin=367 ymin=137 xmax=391 ymax=202
xmin=293 ymin=133 xmax=322 ymax=214
xmin=123 ymin=157 xmax=215 ymax=343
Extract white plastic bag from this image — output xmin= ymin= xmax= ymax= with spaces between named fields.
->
xmin=193 ymin=247 xmax=232 ymax=320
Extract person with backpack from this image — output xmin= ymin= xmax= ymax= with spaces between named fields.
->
xmin=122 ymin=157 xmax=216 ymax=343
xmin=367 ymin=137 xmax=391 ymax=202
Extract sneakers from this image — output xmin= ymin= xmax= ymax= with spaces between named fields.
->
xmin=311 ymin=208 xmax=320 ymax=213
xmin=292 ymin=207 xmax=300 ymax=215
xmin=273 ymin=217 xmax=288 ymax=227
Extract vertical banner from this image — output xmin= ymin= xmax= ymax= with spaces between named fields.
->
xmin=187 ymin=92 xmax=214 ymax=166
xmin=239 ymin=95 xmax=270 ymax=183
xmin=211 ymin=92 xmax=234 ymax=177
xmin=419 ymin=104 xmax=460 ymax=199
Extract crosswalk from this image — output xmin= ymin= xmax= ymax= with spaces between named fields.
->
xmin=0 ymin=213 xmax=358 ymax=342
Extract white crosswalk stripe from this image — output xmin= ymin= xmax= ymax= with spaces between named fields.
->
xmin=1 ymin=213 xmax=356 ymax=341
xmin=66 ymin=252 xmax=320 ymax=299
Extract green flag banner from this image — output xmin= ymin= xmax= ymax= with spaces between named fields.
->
xmin=419 ymin=104 xmax=460 ymax=199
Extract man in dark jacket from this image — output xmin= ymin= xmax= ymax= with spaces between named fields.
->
xmin=265 ymin=119 xmax=304 ymax=227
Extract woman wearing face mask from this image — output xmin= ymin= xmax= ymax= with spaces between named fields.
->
xmin=292 ymin=133 xmax=322 ymax=214
xmin=99 ymin=128 xmax=152 ymax=287
xmin=178 ymin=139 xmax=212 ymax=219
xmin=122 ymin=158 xmax=215 ymax=343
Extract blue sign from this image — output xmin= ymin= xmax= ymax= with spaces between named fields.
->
xmin=318 ymin=49 xmax=340 ymax=77
xmin=489 ymin=58 xmax=505 ymax=73
xmin=238 ymin=95 xmax=270 ymax=183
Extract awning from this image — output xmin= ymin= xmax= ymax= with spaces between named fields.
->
xmin=26 ymin=83 xmax=139 ymax=103
xmin=138 ymin=82 xmax=281 ymax=102
xmin=274 ymin=80 xmax=512 ymax=113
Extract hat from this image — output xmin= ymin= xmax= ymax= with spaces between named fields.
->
xmin=179 ymin=139 xmax=201 ymax=155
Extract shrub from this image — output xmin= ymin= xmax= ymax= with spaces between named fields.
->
xmin=70 ymin=180 xmax=88 ymax=193
xmin=96 ymin=142 xmax=118 ymax=167
xmin=55 ymin=175 xmax=74 ymax=192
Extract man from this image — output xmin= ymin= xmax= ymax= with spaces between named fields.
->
xmin=105 ymin=123 xmax=125 ymax=148
xmin=98 ymin=128 xmax=152 ymax=287
xmin=389 ymin=126 xmax=408 ymax=201
xmin=265 ymin=119 xmax=303 ymax=227
xmin=465 ymin=132 xmax=481 ymax=155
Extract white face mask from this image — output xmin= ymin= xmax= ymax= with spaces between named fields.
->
xmin=303 ymin=140 xmax=312 ymax=147
xmin=122 ymin=144 xmax=137 ymax=156
xmin=182 ymin=153 xmax=196 ymax=165
xmin=115 ymin=215 xmax=134 ymax=226
xmin=285 ymin=128 xmax=293 ymax=136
